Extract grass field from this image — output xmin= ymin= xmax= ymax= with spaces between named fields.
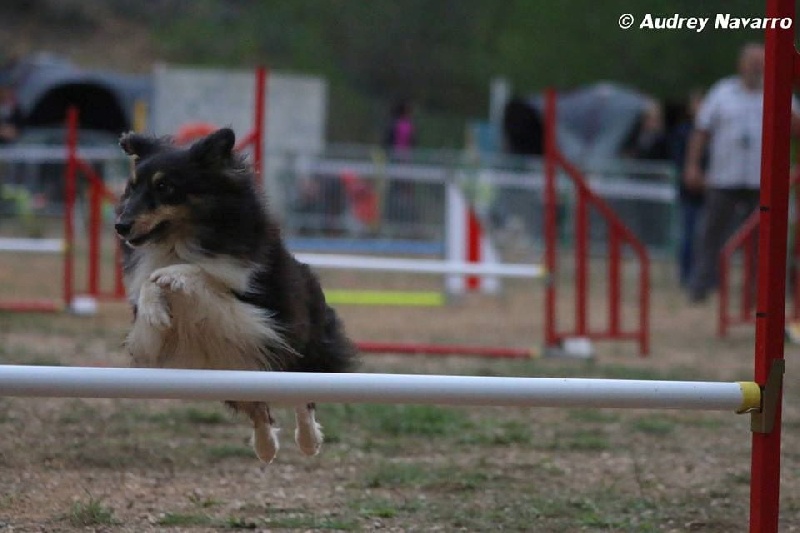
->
xmin=1 ymin=254 xmax=798 ymax=532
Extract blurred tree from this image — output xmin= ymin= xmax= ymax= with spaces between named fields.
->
xmin=145 ymin=0 xmax=774 ymax=145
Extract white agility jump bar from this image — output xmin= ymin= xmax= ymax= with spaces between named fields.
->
xmin=296 ymin=253 xmax=545 ymax=279
xmin=0 ymin=237 xmax=64 ymax=253
xmin=0 ymin=366 xmax=760 ymax=413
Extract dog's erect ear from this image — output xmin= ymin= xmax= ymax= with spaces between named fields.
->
xmin=189 ymin=128 xmax=236 ymax=166
xmin=119 ymin=132 xmax=163 ymax=160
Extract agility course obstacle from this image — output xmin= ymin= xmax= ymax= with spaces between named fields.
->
xmin=296 ymin=252 xmax=544 ymax=278
xmin=2 ymin=66 xmax=645 ymax=357
xmin=718 ymin=170 xmax=800 ymax=337
xmin=322 ymin=289 xmax=445 ymax=307
xmin=543 ymin=89 xmax=650 ymax=356
xmin=0 ymin=106 xmax=124 ymax=314
xmin=0 ymin=365 xmax=762 ymax=412
xmin=0 ymin=1 xmax=794 ymax=529
xmin=747 ymin=0 xmax=793 ymax=528
xmin=0 ymin=67 xmax=268 ymax=316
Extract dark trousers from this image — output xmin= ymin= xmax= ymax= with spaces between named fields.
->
xmin=689 ymin=188 xmax=760 ymax=299
xmin=678 ymin=199 xmax=703 ymax=287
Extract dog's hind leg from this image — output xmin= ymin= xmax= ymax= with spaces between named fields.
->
xmin=231 ymin=401 xmax=279 ymax=463
xmin=295 ymin=402 xmax=323 ymax=456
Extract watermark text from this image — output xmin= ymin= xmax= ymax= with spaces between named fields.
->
xmin=619 ymin=13 xmax=793 ymax=32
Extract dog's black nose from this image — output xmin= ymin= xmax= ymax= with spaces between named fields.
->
xmin=115 ymin=221 xmax=133 ymax=236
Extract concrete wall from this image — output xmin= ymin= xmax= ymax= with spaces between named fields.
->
xmin=151 ymin=65 xmax=328 ymax=217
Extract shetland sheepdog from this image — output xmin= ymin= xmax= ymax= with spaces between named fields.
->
xmin=115 ymin=128 xmax=357 ymax=463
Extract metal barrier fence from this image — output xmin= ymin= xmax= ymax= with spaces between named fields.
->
xmin=272 ymin=144 xmax=676 ymax=260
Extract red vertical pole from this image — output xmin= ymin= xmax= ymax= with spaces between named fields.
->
xmin=794 ymin=188 xmax=800 ymax=319
xmin=719 ymin=252 xmax=729 ymax=337
xmin=466 ymin=209 xmax=481 ymax=290
xmin=638 ymin=245 xmax=649 ymax=356
xmin=253 ymin=66 xmax=267 ymax=190
xmin=543 ymin=89 xmax=558 ymax=347
xmin=743 ymin=236 xmax=754 ymax=321
xmin=608 ymin=230 xmax=621 ymax=336
xmin=63 ymin=106 xmax=78 ymax=310
xmin=792 ymin=183 xmax=800 ymax=320
xmin=88 ymin=178 xmax=101 ymax=297
xmin=575 ymin=190 xmax=588 ymax=335
xmin=749 ymin=0 xmax=793 ymax=530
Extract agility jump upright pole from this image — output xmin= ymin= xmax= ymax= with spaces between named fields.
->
xmin=63 ymin=107 xmax=78 ymax=311
xmin=253 ymin=66 xmax=266 ymax=189
xmin=749 ymin=0 xmax=794 ymax=530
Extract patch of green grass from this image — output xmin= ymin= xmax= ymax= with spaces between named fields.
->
xmin=187 ymin=493 xmax=219 ymax=509
xmin=182 ymin=407 xmax=229 ymax=424
xmin=631 ymin=416 xmax=676 ymax=435
xmin=568 ymin=408 xmax=620 ymax=423
xmin=144 ymin=406 xmax=231 ymax=427
xmin=226 ymin=516 xmax=259 ymax=529
xmin=682 ymin=415 xmax=727 ymax=429
xmin=67 ymin=496 xmax=116 ymax=527
xmin=206 ymin=444 xmax=254 ymax=460
xmin=725 ymin=470 xmax=751 ymax=485
xmin=322 ymin=403 xmax=472 ymax=438
xmin=570 ymin=498 xmax=625 ymax=528
xmin=427 ymin=469 xmax=490 ymax=492
xmin=459 ymin=420 xmax=532 ymax=446
xmin=356 ymin=499 xmax=399 ymax=519
xmin=103 ymin=405 xmax=232 ymax=436
xmin=25 ymin=356 xmax=64 ymax=366
xmin=363 ymin=462 xmax=492 ymax=492
xmin=548 ymin=430 xmax=611 ymax=451
xmin=156 ymin=512 xmax=213 ymax=526
xmin=363 ymin=404 xmax=472 ymax=437
xmin=364 ymin=462 xmax=431 ymax=488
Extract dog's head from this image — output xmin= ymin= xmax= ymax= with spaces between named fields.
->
xmin=115 ymin=128 xmax=240 ymax=247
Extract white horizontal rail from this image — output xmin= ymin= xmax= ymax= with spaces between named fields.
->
xmin=310 ymin=159 xmax=675 ymax=202
xmin=0 ymin=366 xmax=758 ymax=412
xmin=0 ymin=237 xmax=64 ymax=253
xmin=0 ymin=146 xmax=121 ymax=163
xmin=297 ymin=253 xmax=545 ymax=278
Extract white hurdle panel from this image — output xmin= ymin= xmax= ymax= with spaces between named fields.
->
xmin=0 ymin=366 xmax=760 ymax=413
xmin=296 ymin=253 xmax=545 ymax=279
xmin=0 ymin=237 xmax=64 ymax=253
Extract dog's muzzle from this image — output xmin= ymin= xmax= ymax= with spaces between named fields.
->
xmin=114 ymin=220 xmax=133 ymax=238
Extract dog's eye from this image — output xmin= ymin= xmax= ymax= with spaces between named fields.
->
xmin=155 ymin=180 xmax=173 ymax=194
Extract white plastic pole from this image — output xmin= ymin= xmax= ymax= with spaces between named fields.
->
xmin=296 ymin=252 xmax=544 ymax=278
xmin=0 ymin=366 xmax=757 ymax=412
xmin=445 ymin=180 xmax=467 ymax=294
xmin=0 ymin=238 xmax=64 ymax=253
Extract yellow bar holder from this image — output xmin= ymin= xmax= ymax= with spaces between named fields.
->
xmin=740 ymin=359 xmax=785 ymax=434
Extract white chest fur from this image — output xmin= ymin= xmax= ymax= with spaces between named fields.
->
xmin=124 ymin=244 xmax=288 ymax=371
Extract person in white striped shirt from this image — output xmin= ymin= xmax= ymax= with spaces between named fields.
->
xmin=684 ymin=42 xmax=800 ymax=303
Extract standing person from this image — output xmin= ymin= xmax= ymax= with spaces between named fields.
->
xmin=684 ymin=42 xmax=799 ymax=303
xmin=384 ymin=99 xmax=415 ymax=155
xmin=383 ymin=100 xmax=418 ymax=234
xmin=670 ymin=89 xmax=706 ymax=288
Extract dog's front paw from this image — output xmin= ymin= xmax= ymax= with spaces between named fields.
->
xmin=151 ymin=270 xmax=189 ymax=294
xmin=252 ymin=425 xmax=280 ymax=463
xmin=295 ymin=421 xmax=323 ymax=457
xmin=138 ymin=282 xmax=171 ymax=329
xmin=150 ymin=264 xmax=205 ymax=295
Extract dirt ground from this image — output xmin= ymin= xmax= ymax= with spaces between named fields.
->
xmin=1 ymin=255 xmax=799 ymax=532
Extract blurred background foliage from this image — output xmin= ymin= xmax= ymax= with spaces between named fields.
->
xmin=0 ymin=0 xmax=779 ymax=146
